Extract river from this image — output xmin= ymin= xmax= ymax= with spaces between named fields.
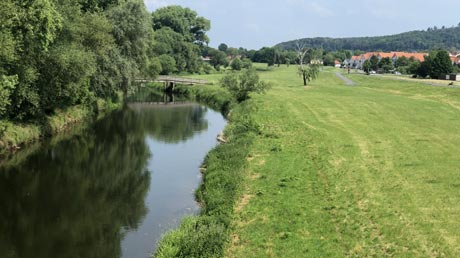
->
xmin=0 ymin=89 xmax=227 ymax=258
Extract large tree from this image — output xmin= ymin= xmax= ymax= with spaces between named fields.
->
xmin=151 ymin=6 xmax=210 ymax=73
xmin=152 ymin=5 xmax=210 ymax=45
xmin=430 ymin=50 xmax=453 ymax=79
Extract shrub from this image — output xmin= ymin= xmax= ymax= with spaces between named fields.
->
xmin=220 ymin=69 xmax=271 ymax=102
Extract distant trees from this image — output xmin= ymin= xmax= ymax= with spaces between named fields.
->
xmin=378 ymin=57 xmax=394 ymax=73
xmin=363 ymin=60 xmax=372 ymax=74
xmin=416 ymin=50 xmax=453 ymax=79
xmin=208 ymin=49 xmax=228 ymax=70
xmin=230 ymin=58 xmax=243 ymax=71
xmin=218 ymin=43 xmax=228 ymax=52
xmin=276 ymin=25 xmax=460 ymax=53
xmin=370 ymin=56 xmax=379 ymax=71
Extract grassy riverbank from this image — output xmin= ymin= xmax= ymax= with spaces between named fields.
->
xmin=0 ymin=96 xmax=122 ymax=153
xmin=154 ymin=64 xmax=460 ymax=257
xmin=226 ymin=66 xmax=460 ymax=257
xmin=150 ymin=82 xmax=260 ymax=257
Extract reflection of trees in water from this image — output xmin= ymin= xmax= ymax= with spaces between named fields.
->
xmin=0 ymin=108 xmax=151 ymax=258
xmin=133 ymin=105 xmax=209 ymax=143
xmin=126 ymin=87 xmax=210 ymax=143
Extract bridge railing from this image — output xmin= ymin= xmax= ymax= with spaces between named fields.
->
xmin=135 ymin=76 xmax=209 ymax=85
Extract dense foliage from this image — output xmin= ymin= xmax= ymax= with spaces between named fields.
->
xmin=152 ymin=5 xmax=210 ymax=74
xmin=276 ymin=25 xmax=460 ymax=52
xmin=0 ymin=0 xmax=156 ymax=121
xmin=416 ymin=50 xmax=454 ymax=79
xmin=0 ymin=2 xmax=211 ymax=123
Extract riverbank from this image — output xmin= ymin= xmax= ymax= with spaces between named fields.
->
xmin=227 ymin=66 xmax=460 ymax=257
xmin=0 ymin=96 xmax=122 ymax=153
xmin=154 ymin=65 xmax=460 ymax=257
xmin=149 ymin=82 xmax=260 ymax=257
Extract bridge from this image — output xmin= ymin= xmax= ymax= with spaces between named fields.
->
xmin=135 ymin=76 xmax=209 ymax=91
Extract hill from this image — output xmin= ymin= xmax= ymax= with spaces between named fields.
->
xmin=275 ymin=26 xmax=460 ymax=52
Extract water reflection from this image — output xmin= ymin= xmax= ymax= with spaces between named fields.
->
xmin=0 ymin=109 xmax=151 ymax=258
xmin=126 ymin=88 xmax=209 ymax=143
xmin=0 ymin=90 xmax=223 ymax=258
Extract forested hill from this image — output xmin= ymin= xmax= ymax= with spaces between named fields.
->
xmin=275 ymin=26 xmax=460 ymax=52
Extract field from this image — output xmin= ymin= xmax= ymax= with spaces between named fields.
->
xmin=217 ymin=65 xmax=460 ymax=257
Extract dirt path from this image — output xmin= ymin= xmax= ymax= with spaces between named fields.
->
xmin=335 ymin=72 xmax=356 ymax=86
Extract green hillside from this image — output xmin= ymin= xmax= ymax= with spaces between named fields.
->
xmin=276 ymin=25 xmax=460 ymax=52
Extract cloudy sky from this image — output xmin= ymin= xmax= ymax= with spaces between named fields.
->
xmin=144 ymin=0 xmax=460 ymax=50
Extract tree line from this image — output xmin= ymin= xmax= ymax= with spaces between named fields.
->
xmin=275 ymin=24 xmax=460 ymax=52
xmin=0 ymin=2 xmax=211 ymax=122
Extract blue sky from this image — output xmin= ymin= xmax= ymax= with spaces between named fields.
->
xmin=144 ymin=0 xmax=460 ymax=50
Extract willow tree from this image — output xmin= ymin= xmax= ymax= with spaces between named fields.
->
xmin=296 ymin=42 xmax=320 ymax=86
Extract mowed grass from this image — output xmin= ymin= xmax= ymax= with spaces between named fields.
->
xmin=219 ymin=65 xmax=460 ymax=257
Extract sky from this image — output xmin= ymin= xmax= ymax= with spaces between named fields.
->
xmin=144 ymin=0 xmax=460 ymax=50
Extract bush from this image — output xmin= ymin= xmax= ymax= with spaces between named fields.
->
xmin=230 ymin=58 xmax=242 ymax=71
xmin=220 ymin=69 xmax=271 ymax=102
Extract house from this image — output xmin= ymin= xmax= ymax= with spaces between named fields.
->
xmin=334 ymin=60 xmax=341 ymax=68
xmin=449 ymin=54 xmax=460 ymax=65
xmin=345 ymin=52 xmax=428 ymax=70
xmin=310 ymin=59 xmax=324 ymax=65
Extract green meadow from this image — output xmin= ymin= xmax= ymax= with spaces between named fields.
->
xmin=219 ymin=65 xmax=460 ymax=257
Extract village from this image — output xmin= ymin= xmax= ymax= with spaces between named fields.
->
xmin=340 ymin=51 xmax=460 ymax=80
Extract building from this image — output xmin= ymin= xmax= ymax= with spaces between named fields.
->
xmin=346 ymin=52 xmax=428 ymax=70
xmin=334 ymin=60 xmax=341 ymax=68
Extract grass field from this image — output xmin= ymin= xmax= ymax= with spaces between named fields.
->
xmin=217 ymin=65 xmax=460 ymax=257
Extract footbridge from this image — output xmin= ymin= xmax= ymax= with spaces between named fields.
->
xmin=135 ymin=76 xmax=209 ymax=91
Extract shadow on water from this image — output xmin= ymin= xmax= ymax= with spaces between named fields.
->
xmin=0 ymin=109 xmax=152 ymax=258
xmin=0 ymin=87 xmax=221 ymax=258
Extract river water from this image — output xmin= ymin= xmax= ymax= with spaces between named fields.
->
xmin=0 ymin=90 xmax=227 ymax=258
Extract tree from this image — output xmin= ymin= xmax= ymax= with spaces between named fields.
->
xmin=108 ymin=0 xmax=153 ymax=93
xmin=296 ymin=42 xmax=320 ymax=86
xmin=230 ymin=58 xmax=242 ymax=71
xmin=209 ymin=49 xmax=228 ymax=70
xmin=220 ymin=69 xmax=271 ymax=102
xmin=152 ymin=5 xmax=210 ymax=45
xmin=417 ymin=58 xmax=432 ymax=78
xmin=241 ymin=58 xmax=253 ymax=69
xmin=378 ymin=57 xmax=394 ymax=73
xmin=1 ymin=0 xmax=62 ymax=119
xmin=395 ymin=56 xmax=409 ymax=68
xmin=158 ymin=55 xmax=177 ymax=75
xmin=363 ymin=60 xmax=371 ymax=74
xmin=252 ymin=47 xmax=276 ymax=66
xmin=323 ymin=53 xmax=335 ymax=66
xmin=370 ymin=55 xmax=379 ymax=71
xmin=151 ymin=6 xmax=210 ymax=73
xmin=218 ymin=43 xmax=228 ymax=53
xmin=0 ymin=75 xmax=17 ymax=116
xmin=430 ymin=50 xmax=453 ymax=79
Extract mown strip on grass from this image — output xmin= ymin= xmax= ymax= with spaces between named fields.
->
xmin=151 ymin=83 xmax=258 ymax=258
